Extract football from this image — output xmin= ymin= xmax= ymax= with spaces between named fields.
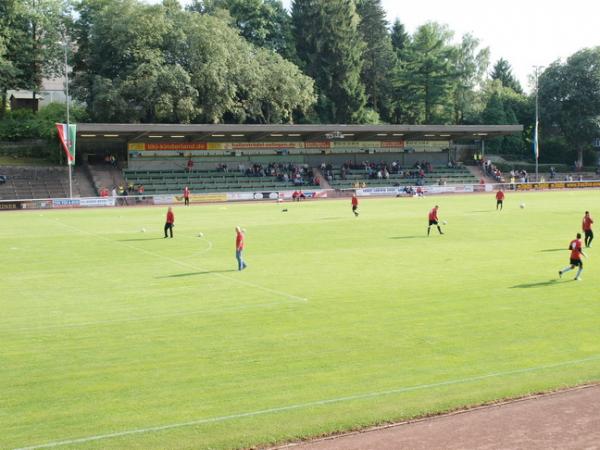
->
xmin=520 ymin=203 xmax=526 ymax=209
xmin=198 ymin=232 xmax=204 ymax=237
xmin=442 ymin=220 xmax=447 ymax=225
xmin=140 ymin=228 xmax=146 ymax=233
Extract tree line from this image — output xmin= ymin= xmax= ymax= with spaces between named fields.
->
xmin=1 ymin=0 xmax=599 ymax=164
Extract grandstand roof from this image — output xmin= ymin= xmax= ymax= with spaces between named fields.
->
xmin=77 ymin=124 xmax=522 ymax=143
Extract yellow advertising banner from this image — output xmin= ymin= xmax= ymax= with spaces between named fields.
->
xmin=405 ymin=140 xmax=450 ymax=152
xmin=173 ymin=193 xmax=227 ymax=203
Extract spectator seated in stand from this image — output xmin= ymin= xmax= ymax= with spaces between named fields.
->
xmin=0 ymin=174 xmax=6 ymax=184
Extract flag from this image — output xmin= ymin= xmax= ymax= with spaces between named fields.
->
xmin=532 ymin=118 xmax=539 ymax=160
xmin=56 ymin=123 xmax=77 ymax=165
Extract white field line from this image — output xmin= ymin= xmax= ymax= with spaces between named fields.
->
xmin=3 ymin=301 xmax=292 ymax=334
xmin=12 ymin=353 xmax=600 ymax=450
xmin=51 ymin=220 xmax=308 ymax=303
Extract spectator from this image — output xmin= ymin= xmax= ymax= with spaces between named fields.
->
xmin=186 ymin=157 xmax=194 ymax=172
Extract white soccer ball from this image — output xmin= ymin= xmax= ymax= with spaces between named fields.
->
xmin=520 ymin=203 xmax=526 ymax=209
xmin=198 ymin=232 xmax=204 ymax=237
xmin=442 ymin=220 xmax=447 ymax=225
xmin=140 ymin=228 xmax=146 ymax=233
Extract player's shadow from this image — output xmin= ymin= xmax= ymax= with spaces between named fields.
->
xmin=510 ymin=279 xmax=559 ymax=289
xmin=389 ymin=235 xmax=428 ymax=240
xmin=539 ymin=248 xmax=565 ymax=252
xmin=119 ymin=237 xmax=165 ymax=242
xmin=157 ymin=270 xmax=237 ymax=279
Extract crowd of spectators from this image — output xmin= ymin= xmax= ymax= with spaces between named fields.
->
xmin=236 ymin=162 xmax=317 ymax=186
xmin=329 ymin=160 xmax=435 ymax=185
xmin=482 ymin=159 xmax=505 ymax=182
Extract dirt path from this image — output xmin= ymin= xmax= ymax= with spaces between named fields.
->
xmin=275 ymin=384 xmax=600 ymax=450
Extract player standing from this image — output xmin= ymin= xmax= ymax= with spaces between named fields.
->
xmin=559 ymin=232 xmax=587 ymax=281
xmin=351 ymin=194 xmax=359 ymax=217
xmin=427 ymin=205 xmax=444 ymax=236
xmin=496 ymin=189 xmax=505 ymax=210
xmin=183 ymin=185 xmax=190 ymax=206
xmin=582 ymin=211 xmax=594 ymax=247
xmin=164 ymin=207 xmax=174 ymax=238
xmin=235 ymin=226 xmax=247 ymax=271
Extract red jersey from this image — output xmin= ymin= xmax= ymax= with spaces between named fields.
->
xmin=582 ymin=216 xmax=593 ymax=231
xmin=428 ymin=208 xmax=438 ymax=221
xmin=236 ymin=231 xmax=244 ymax=250
xmin=496 ymin=191 xmax=505 ymax=201
xmin=569 ymin=239 xmax=583 ymax=260
xmin=166 ymin=211 xmax=174 ymax=224
xmin=183 ymin=187 xmax=190 ymax=198
xmin=351 ymin=196 xmax=358 ymax=206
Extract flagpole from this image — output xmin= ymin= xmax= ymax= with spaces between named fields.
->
xmin=62 ymin=35 xmax=73 ymax=198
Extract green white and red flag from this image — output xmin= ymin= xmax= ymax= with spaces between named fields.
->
xmin=56 ymin=123 xmax=76 ymax=165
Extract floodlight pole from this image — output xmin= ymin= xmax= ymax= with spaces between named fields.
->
xmin=534 ymin=66 xmax=542 ymax=182
xmin=62 ymin=36 xmax=73 ymax=198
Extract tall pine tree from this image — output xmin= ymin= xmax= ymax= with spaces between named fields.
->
xmin=356 ymin=0 xmax=396 ymax=121
xmin=292 ymin=0 xmax=367 ymax=123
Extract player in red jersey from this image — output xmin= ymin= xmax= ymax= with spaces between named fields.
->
xmin=164 ymin=207 xmax=175 ymax=238
xmin=183 ymin=186 xmax=190 ymax=206
xmin=235 ymin=226 xmax=247 ymax=271
xmin=351 ymin=194 xmax=359 ymax=217
xmin=495 ymin=189 xmax=505 ymax=210
xmin=582 ymin=211 xmax=594 ymax=247
xmin=559 ymin=233 xmax=587 ymax=280
xmin=427 ymin=205 xmax=443 ymax=236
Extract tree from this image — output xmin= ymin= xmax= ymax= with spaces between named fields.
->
xmin=539 ymin=47 xmax=600 ymax=167
xmin=356 ymin=0 xmax=396 ymax=121
xmin=490 ymin=58 xmax=523 ymax=94
xmin=390 ymin=18 xmax=409 ymax=57
xmin=450 ymin=33 xmax=489 ymax=124
xmin=392 ymin=22 xmax=455 ymax=124
xmin=10 ymin=0 xmax=69 ymax=112
xmin=209 ymin=0 xmax=296 ymax=61
xmin=292 ymin=0 xmax=368 ymax=123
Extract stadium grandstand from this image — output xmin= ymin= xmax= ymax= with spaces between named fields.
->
xmin=75 ymin=124 xmax=522 ymax=197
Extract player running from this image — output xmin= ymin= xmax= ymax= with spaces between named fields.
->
xmin=427 ymin=205 xmax=444 ymax=236
xmin=558 ymin=232 xmax=587 ymax=281
xmin=351 ymin=194 xmax=359 ymax=217
xmin=496 ymin=189 xmax=505 ymax=210
xmin=582 ymin=211 xmax=594 ymax=248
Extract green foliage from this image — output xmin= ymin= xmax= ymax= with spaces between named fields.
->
xmin=292 ymin=0 xmax=368 ymax=123
xmin=390 ymin=18 xmax=409 ymax=57
xmin=490 ymin=58 xmax=523 ymax=94
xmin=0 ymin=102 xmax=87 ymax=141
xmin=539 ymin=47 xmax=600 ymax=166
xmin=356 ymin=0 xmax=396 ymax=121
xmin=71 ymin=0 xmax=314 ymax=124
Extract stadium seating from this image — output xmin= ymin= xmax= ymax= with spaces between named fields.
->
xmin=326 ymin=165 xmax=479 ymax=189
xmin=122 ymin=168 xmax=316 ymax=195
xmin=0 ymin=166 xmax=96 ymax=200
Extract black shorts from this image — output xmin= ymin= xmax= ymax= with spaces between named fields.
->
xmin=584 ymin=229 xmax=593 ymax=238
xmin=352 ymin=205 xmax=357 ymax=211
xmin=429 ymin=219 xmax=438 ymax=226
xmin=570 ymin=258 xmax=583 ymax=267
xmin=497 ymin=200 xmax=503 ymax=205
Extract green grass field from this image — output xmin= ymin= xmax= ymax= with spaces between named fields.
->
xmin=2 ymin=190 xmax=600 ymax=449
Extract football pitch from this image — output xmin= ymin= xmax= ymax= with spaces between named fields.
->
xmin=2 ymin=190 xmax=600 ymax=449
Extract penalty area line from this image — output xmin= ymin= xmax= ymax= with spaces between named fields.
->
xmin=50 ymin=220 xmax=308 ymax=303
xmin=13 ymin=353 xmax=600 ymax=450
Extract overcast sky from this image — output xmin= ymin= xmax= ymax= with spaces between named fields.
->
xmin=151 ymin=0 xmax=600 ymax=92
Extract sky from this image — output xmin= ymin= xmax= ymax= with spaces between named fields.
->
xmin=152 ymin=0 xmax=600 ymax=92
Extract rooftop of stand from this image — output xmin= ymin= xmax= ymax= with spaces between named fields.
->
xmin=77 ymin=124 xmax=523 ymax=143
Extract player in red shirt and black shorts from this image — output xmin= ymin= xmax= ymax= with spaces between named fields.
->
xmin=496 ymin=189 xmax=505 ymax=210
xmin=558 ymin=233 xmax=587 ymax=281
xmin=582 ymin=211 xmax=594 ymax=247
xmin=351 ymin=194 xmax=359 ymax=217
xmin=427 ymin=205 xmax=444 ymax=236
xmin=164 ymin=207 xmax=174 ymax=238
